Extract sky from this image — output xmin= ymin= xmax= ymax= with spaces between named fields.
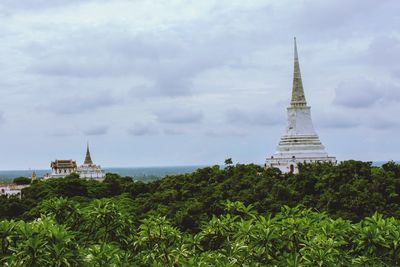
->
xmin=0 ymin=0 xmax=399 ymax=170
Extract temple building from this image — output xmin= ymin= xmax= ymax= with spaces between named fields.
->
xmin=0 ymin=184 xmax=29 ymax=198
xmin=265 ymin=38 xmax=336 ymax=173
xmin=47 ymin=160 xmax=77 ymax=179
xmin=77 ymin=144 xmax=105 ymax=180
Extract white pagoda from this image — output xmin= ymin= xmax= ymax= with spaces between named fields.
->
xmin=77 ymin=144 xmax=105 ymax=180
xmin=265 ymin=38 xmax=336 ymax=173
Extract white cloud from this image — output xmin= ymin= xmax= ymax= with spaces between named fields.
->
xmin=83 ymin=125 xmax=108 ymax=136
xmin=333 ymin=79 xmax=400 ymax=108
xmin=128 ymin=123 xmax=158 ymax=136
xmin=225 ymin=108 xmax=283 ymax=126
xmin=40 ymin=92 xmax=121 ymax=115
xmin=0 ymin=111 xmax=5 ymax=125
xmin=155 ymin=107 xmax=203 ymax=124
xmin=333 ymin=79 xmax=380 ymax=108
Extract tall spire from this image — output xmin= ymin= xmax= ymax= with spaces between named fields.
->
xmin=84 ymin=142 xmax=93 ymax=165
xmin=291 ymin=37 xmax=307 ymax=106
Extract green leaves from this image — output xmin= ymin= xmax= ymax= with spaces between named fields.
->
xmin=81 ymin=198 xmax=134 ymax=245
xmin=82 ymin=244 xmax=126 ymax=267
xmin=4 ymin=217 xmax=80 ymax=266
xmin=353 ymin=213 xmax=400 ymax=265
xmin=0 ymin=202 xmax=399 ymax=266
xmin=33 ymin=197 xmax=81 ymax=227
xmin=133 ymin=215 xmax=184 ymax=265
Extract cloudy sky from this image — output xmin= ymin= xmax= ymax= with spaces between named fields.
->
xmin=0 ymin=0 xmax=399 ymax=170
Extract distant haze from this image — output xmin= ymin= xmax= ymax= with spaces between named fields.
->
xmin=0 ymin=166 xmax=203 ymax=182
xmin=0 ymin=0 xmax=399 ymax=169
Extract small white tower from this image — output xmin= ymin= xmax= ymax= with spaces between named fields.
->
xmin=77 ymin=143 xmax=105 ymax=180
xmin=265 ymin=38 xmax=336 ymax=173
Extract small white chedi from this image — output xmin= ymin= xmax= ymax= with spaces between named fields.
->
xmin=265 ymin=38 xmax=336 ymax=173
xmin=77 ymin=144 xmax=105 ymax=180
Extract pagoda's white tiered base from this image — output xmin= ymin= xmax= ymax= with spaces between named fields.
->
xmin=266 ymin=133 xmax=336 ymax=173
xmin=266 ymin=131 xmax=338 ymax=171
xmin=78 ymin=165 xmax=105 ymax=180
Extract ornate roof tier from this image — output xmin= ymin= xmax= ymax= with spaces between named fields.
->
xmin=51 ymin=160 xmax=77 ymax=169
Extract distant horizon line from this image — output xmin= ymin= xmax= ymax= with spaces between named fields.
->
xmin=0 ymin=160 xmax=398 ymax=172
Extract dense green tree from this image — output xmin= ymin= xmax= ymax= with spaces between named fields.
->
xmin=12 ymin=177 xmax=31 ymax=185
xmin=224 ymin=158 xmax=233 ymax=165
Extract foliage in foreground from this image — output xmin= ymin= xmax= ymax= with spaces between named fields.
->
xmin=0 ymin=199 xmax=399 ymax=266
xmin=3 ymin=160 xmax=400 ymax=230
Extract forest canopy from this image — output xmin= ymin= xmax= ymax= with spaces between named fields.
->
xmin=1 ymin=160 xmax=400 ymax=265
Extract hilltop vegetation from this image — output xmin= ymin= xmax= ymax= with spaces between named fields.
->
xmin=1 ymin=160 xmax=400 ymax=265
xmin=2 ymin=160 xmax=400 ymax=228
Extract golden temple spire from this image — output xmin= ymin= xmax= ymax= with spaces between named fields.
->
xmin=291 ymin=37 xmax=307 ymax=106
xmin=31 ymin=170 xmax=37 ymax=183
xmin=84 ymin=142 xmax=93 ymax=165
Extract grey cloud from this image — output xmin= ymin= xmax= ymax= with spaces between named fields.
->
xmin=42 ymin=92 xmax=120 ymax=115
xmin=205 ymin=128 xmax=248 ymax=137
xmin=27 ymin=32 xmax=181 ymax=78
xmin=319 ymin=119 xmax=359 ymax=129
xmin=381 ymin=83 xmax=400 ymax=104
xmin=155 ymin=107 xmax=203 ymax=124
xmin=152 ymin=77 xmax=192 ymax=97
xmin=291 ymin=0 xmax=393 ymax=41
xmin=316 ymin=113 xmax=360 ymax=129
xmin=297 ymin=1 xmax=381 ymax=28
xmin=0 ymin=0 xmax=96 ymax=13
xmin=49 ymin=128 xmax=77 ymax=137
xmin=334 ymin=79 xmax=400 ymax=108
xmin=83 ymin=126 xmax=108 ymax=136
xmin=163 ymin=128 xmax=186 ymax=136
xmin=366 ymin=36 xmax=400 ymax=77
xmin=128 ymin=124 xmax=158 ymax=136
xmin=0 ymin=112 xmax=5 ymax=125
xmin=369 ymin=117 xmax=400 ymax=130
xmin=109 ymin=34 xmax=181 ymax=60
xmin=225 ymin=108 xmax=283 ymax=126
xmin=27 ymin=31 xmax=193 ymax=96
xmin=333 ymin=80 xmax=380 ymax=108
xmin=31 ymin=60 xmax=117 ymax=78
xmin=26 ymin=17 xmax=272 ymax=98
